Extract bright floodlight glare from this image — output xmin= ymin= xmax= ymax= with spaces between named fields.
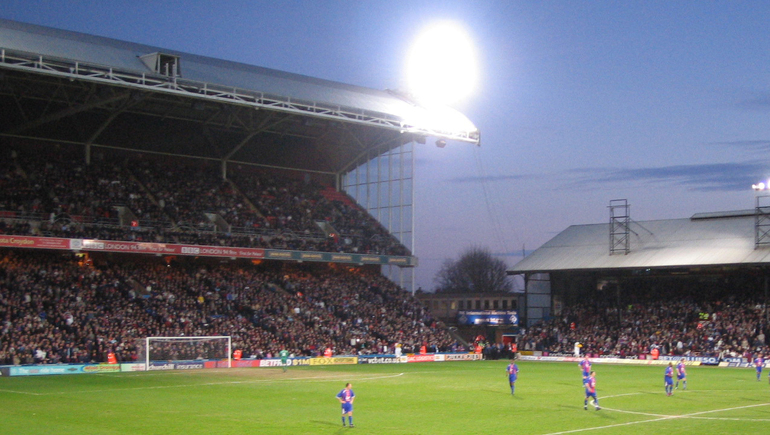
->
xmin=402 ymin=102 xmax=477 ymax=137
xmin=406 ymin=21 xmax=477 ymax=106
xmin=753 ymin=182 xmax=767 ymax=191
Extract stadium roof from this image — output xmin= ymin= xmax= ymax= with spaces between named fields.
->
xmin=0 ymin=18 xmax=479 ymax=174
xmin=508 ymin=210 xmax=770 ymax=274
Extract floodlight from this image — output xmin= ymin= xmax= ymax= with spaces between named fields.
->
xmin=406 ymin=21 xmax=477 ymax=106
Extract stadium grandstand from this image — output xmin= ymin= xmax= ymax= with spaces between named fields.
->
xmin=509 ymin=200 xmax=770 ymax=361
xmin=0 ymin=18 xmax=480 ymax=365
xmin=3 ymin=18 xmax=765 ymax=369
xmin=0 ymin=18 xmax=481 ymax=286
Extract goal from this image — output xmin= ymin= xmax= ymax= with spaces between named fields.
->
xmin=139 ymin=336 xmax=232 ymax=370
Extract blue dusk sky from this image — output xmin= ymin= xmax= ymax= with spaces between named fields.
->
xmin=2 ymin=1 xmax=769 ymax=290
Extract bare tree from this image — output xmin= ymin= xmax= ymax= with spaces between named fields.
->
xmin=434 ymin=246 xmax=512 ymax=294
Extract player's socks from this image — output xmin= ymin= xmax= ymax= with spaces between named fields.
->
xmin=342 ymin=417 xmax=346 ymax=426
xmin=683 ymin=381 xmax=686 ymax=390
xmin=349 ymin=417 xmax=353 ymax=426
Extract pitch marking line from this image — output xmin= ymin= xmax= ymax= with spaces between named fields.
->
xmin=0 ymin=372 xmax=405 ymax=396
xmin=598 ymin=392 xmax=643 ymax=400
xmin=543 ymin=399 xmax=770 ymax=434
xmin=0 ymin=388 xmax=44 ymax=396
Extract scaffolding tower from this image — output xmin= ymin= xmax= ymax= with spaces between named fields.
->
xmin=609 ymin=199 xmax=630 ymax=255
xmin=755 ymin=195 xmax=770 ymax=248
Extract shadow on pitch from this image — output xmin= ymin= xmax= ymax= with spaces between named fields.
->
xmin=557 ymin=404 xmax=612 ymax=418
xmin=311 ymin=420 xmax=356 ymax=434
xmin=311 ymin=420 xmax=346 ymax=428
xmin=484 ymin=389 xmax=522 ymax=396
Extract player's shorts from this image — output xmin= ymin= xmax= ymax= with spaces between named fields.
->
xmin=677 ymin=374 xmax=685 ymax=380
xmin=757 ymin=366 xmax=763 ymax=373
xmin=509 ymin=375 xmax=517 ymax=383
xmin=585 ymin=391 xmax=597 ymax=400
xmin=664 ymin=377 xmax=673 ymax=385
xmin=341 ymin=403 xmax=353 ymax=414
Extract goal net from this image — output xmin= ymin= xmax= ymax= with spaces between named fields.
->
xmin=138 ymin=336 xmax=232 ymax=370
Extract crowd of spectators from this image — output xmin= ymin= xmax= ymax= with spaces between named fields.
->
xmin=0 ymin=143 xmax=409 ymax=256
xmin=518 ymin=287 xmax=769 ymax=360
xmin=0 ymin=249 xmax=453 ymax=365
xmin=230 ymin=169 xmax=408 ymax=256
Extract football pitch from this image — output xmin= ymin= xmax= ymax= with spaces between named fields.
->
xmin=2 ymin=361 xmax=769 ymax=434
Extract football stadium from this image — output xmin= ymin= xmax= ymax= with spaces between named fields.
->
xmin=2 ymin=17 xmax=770 ymax=435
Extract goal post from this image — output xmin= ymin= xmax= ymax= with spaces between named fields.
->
xmin=140 ymin=336 xmax=232 ymax=370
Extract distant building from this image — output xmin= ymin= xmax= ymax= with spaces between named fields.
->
xmin=417 ymin=292 xmax=520 ymax=323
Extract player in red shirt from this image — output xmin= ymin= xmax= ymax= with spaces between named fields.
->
xmin=584 ymin=371 xmax=600 ymax=411
xmin=336 ymin=383 xmax=355 ymax=428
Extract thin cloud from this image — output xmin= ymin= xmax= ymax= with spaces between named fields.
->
xmin=594 ymin=162 xmax=766 ymax=192
xmin=448 ymin=174 xmax=536 ymax=183
xmin=735 ymin=92 xmax=770 ymax=111
xmin=446 ymin=162 xmax=767 ymax=192
xmin=711 ymin=140 xmax=770 ymax=151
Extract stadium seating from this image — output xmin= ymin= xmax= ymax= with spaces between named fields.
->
xmin=0 ymin=143 xmax=410 ymax=256
xmin=0 ymin=250 xmax=452 ymax=364
xmin=518 ymin=295 xmax=767 ymax=359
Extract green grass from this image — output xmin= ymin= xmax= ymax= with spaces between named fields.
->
xmin=2 ymin=361 xmax=769 ymax=434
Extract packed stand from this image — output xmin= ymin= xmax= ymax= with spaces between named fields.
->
xmin=230 ymin=169 xmax=409 ymax=255
xmin=0 ymin=143 xmax=411 ymax=256
xmin=518 ymin=285 xmax=769 ymax=360
xmin=0 ymin=250 xmax=451 ymax=365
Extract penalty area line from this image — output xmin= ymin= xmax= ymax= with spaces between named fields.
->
xmin=542 ymin=415 xmax=678 ymax=435
xmin=543 ymin=402 xmax=770 ymax=434
xmin=0 ymin=388 xmax=44 ymax=396
xmin=6 ymin=372 xmax=405 ymax=396
xmin=598 ymin=392 xmax=643 ymax=400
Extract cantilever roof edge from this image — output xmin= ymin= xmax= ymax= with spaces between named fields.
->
xmin=0 ymin=18 xmax=479 ymax=145
xmin=508 ymin=213 xmax=770 ymax=274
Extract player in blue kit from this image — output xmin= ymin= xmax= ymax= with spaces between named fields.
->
xmin=579 ymin=355 xmax=591 ymax=385
xmin=336 ymin=383 xmax=355 ymax=428
xmin=664 ymin=362 xmax=674 ymax=396
xmin=584 ymin=371 xmax=600 ymax=410
xmin=506 ymin=359 xmax=519 ymax=395
xmin=754 ymin=354 xmax=765 ymax=381
xmin=675 ymin=358 xmax=687 ymax=390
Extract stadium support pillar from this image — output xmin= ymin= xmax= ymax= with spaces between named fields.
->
xmin=524 ymin=273 xmax=551 ymax=327
xmin=765 ymin=271 xmax=770 ymax=325
xmin=616 ymin=281 xmax=622 ymax=325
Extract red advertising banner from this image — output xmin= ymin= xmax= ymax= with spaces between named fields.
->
xmin=407 ymin=354 xmax=436 ymax=363
xmin=0 ymin=236 xmax=266 ymax=258
xmin=0 ymin=236 xmax=413 ymax=266
xmin=0 ymin=235 xmax=71 ymax=250
xmin=78 ymin=240 xmax=265 ymax=258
